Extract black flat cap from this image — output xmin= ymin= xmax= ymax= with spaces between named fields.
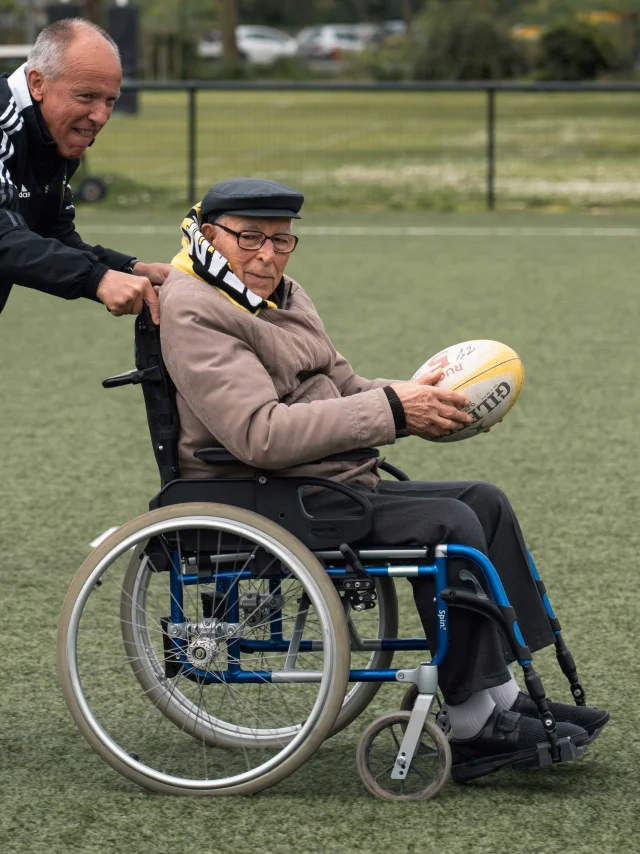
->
xmin=201 ymin=177 xmax=304 ymax=220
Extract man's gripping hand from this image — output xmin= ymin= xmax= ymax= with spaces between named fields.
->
xmin=131 ymin=261 xmax=172 ymax=285
xmin=391 ymin=370 xmax=473 ymax=439
xmin=96 ymin=269 xmax=160 ymax=324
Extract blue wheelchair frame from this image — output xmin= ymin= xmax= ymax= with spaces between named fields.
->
xmin=164 ymin=533 xmax=587 ymax=763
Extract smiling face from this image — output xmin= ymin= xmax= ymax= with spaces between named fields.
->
xmin=27 ymin=31 xmax=121 ymax=159
xmin=201 ymin=214 xmax=293 ymax=301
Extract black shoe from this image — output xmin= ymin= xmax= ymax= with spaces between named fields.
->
xmin=450 ymin=707 xmax=588 ymax=783
xmin=511 ymin=691 xmax=609 ymax=745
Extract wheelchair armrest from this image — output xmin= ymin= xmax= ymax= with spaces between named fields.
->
xmin=194 ymin=447 xmax=243 ymax=464
xmin=194 ymin=446 xmax=382 ymax=467
xmin=102 ymin=365 xmax=161 ymax=389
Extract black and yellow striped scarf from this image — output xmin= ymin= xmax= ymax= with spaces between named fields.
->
xmin=171 ymin=202 xmax=277 ymax=315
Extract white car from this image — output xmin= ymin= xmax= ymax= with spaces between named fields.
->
xmin=296 ymin=25 xmax=367 ymax=60
xmin=197 ymin=26 xmax=298 ymax=64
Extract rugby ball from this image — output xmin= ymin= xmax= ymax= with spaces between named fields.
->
xmin=411 ymin=340 xmax=523 ymax=443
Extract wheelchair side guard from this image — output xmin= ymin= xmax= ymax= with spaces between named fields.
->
xmin=150 ymin=474 xmax=375 ymax=550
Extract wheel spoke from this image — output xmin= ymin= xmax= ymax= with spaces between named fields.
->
xmin=374 ymin=762 xmax=396 ymax=782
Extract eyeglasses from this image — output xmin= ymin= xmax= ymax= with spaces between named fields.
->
xmin=213 ymin=223 xmax=299 ymax=254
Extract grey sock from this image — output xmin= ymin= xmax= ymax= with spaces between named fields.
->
xmin=447 ymin=689 xmax=496 ymax=740
xmin=488 ymin=665 xmax=521 ymax=711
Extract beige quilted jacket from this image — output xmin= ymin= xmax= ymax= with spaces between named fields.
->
xmin=159 ymin=268 xmax=397 ymax=484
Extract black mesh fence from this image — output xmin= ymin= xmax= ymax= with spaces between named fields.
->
xmin=79 ymin=82 xmax=640 ymax=212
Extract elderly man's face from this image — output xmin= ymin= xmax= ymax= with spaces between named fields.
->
xmin=201 ymin=215 xmax=293 ymax=301
xmin=27 ymin=32 xmax=121 ymax=160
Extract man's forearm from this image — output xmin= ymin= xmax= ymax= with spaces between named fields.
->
xmin=0 ymin=215 xmax=108 ymax=301
xmin=58 ymin=228 xmax=137 ymax=273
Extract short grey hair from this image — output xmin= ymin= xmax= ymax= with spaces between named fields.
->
xmin=26 ymin=19 xmax=120 ymax=81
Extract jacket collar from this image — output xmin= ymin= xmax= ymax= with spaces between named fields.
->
xmin=7 ymin=64 xmax=32 ymax=112
xmin=276 ymin=276 xmax=296 ymax=308
xmin=8 ymin=64 xmax=57 ymax=149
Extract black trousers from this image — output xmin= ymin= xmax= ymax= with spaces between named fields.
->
xmin=312 ymin=479 xmax=555 ymax=705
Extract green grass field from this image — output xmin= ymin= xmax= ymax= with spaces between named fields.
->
xmin=1 ymin=209 xmax=640 ymax=853
xmin=86 ymin=89 xmax=640 ymax=211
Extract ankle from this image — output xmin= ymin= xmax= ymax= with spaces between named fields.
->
xmin=447 ymin=689 xmax=496 ymax=739
xmin=488 ymin=669 xmax=520 ymax=711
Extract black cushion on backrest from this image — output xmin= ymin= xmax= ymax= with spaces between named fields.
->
xmin=134 ymin=307 xmax=181 ymax=485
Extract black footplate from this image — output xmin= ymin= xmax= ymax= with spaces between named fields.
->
xmin=515 ymin=736 xmax=588 ymax=770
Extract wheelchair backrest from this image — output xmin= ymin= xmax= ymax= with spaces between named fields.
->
xmin=134 ymin=308 xmax=181 ymax=486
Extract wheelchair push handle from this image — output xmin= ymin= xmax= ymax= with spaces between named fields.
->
xmin=102 ymin=365 xmax=161 ymax=389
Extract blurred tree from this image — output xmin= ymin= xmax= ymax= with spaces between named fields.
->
xmin=412 ymin=0 xmax=527 ymax=79
xmin=132 ymin=0 xmax=217 ymax=78
xmin=236 ymin=0 xmax=424 ymax=28
xmin=522 ymin=1 xmax=640 ymax=23
xmin=83 ymin=0 xmax=102 ymax=25
xmin=536 ymin=20 xmax=617 ymax=79
xmin=218 ymin=0 xmax=239 ymax=58
xmin=0 ymin=0 xmax=25 ymax=47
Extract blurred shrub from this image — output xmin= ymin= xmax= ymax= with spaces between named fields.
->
xmin=536 ymin=22 xmax=618 ymax=81
xmin=411 ymin=0 xmax=529 ymax=80
xmin=185 ymin=57 xmax=252 ymax=80
xmin=357 ymin=40 xmax=413 ymax=82
xmin=185 ymin=55 xmax=318 ymax=81
xmin=245 ymin=56 xmax=318 ymax=81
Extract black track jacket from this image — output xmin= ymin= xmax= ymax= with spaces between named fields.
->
xmin=0 ymin=64 xmax=135 ymax=315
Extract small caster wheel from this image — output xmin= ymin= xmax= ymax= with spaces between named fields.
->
xmin=356 ymin=712 xmax=451 ymax=801
xmin=400 ymin=685 xmax=451 ymax=735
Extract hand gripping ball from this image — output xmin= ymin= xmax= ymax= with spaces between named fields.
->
xmin=412 ymin=340 xmax=524 ymax=443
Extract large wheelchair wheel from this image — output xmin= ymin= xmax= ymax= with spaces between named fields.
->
xmin=58 ymin=503 xmax=350 ymax=796
xmin=330 ymin=577 xmax=398 ymax=735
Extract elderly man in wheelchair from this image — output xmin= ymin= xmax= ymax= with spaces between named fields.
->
xmin=58 ymin=178 xmax=608 ymax=800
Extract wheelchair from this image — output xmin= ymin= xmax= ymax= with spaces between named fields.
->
xmin=57 ymin=308 xmax=591 ymax=800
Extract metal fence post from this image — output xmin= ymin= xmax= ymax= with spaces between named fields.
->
xmin=188 ymin=86 xmax=197 ymax=204
xmin=486 ymin=87 xmax=496 ymax=211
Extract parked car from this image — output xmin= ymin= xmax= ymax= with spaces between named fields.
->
xmin=197 ymin=26 xmax=298 ymax=64
xmin=296 ymin=25 xmax=367 ymax=60
xmin=374 ymin=20 xmax=408 ymax=43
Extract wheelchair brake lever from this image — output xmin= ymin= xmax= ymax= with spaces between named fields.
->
xmin=338 ymin=543 xmax=373 ymax=590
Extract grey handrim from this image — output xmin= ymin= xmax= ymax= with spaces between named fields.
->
xmin=355 ymin=711 xmax=452 ymax=801
xmin=57 ymin=503 xmax=350 ymax=796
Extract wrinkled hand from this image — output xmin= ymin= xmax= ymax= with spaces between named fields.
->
xmin=132 ymin=261 xmax=171 ymax=285
xmin=96 ymin=269 xmax=160 ymax=324
xmin=391 ymin=370 xmax=473 ymax=439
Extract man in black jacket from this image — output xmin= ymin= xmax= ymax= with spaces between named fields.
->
xmin=0 ymin=18 xmax=168 ymax=322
